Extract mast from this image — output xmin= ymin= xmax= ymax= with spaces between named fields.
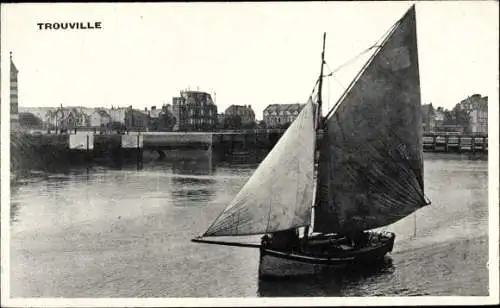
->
xmin=304 ymin=33 xmax=327 ymax=241
xmin=317 ymin=32 xmax=326 ymax=128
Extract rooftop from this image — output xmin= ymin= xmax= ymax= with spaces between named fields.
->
xmin=263 ymin=103 xmax=305 ymax=113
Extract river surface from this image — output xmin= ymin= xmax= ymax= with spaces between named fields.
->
xmin=10 ymin=152 xmax=489 ymax=297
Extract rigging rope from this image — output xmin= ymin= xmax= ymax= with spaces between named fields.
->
xmin=324 ymin=61 xmax=347 ymax=94
xmin=320 ymin=12 xmax=406 ymax=121
xmin=323 ymin=45 xmax=382 ymax=78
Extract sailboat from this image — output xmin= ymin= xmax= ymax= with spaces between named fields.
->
xmin=192 ymin=5 xmax=430 ymax=278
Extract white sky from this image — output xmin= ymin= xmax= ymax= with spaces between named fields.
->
xmin=1 ymin=1 xmax=498 ymax=120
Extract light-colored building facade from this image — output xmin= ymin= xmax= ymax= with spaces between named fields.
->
xmin=434 ymin=107 xmax=445 ymax=128
xmin=263 ymin=103 xmax=305 ymax=128
xmin=108 ymin=107 xmax=128 ymax=124
xmin=465 ymin=94 xmax=488 ymax=134
xmin=89 ymin=109 xmax=111 ymax=127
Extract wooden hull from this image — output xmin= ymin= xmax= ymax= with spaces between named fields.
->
xmin=259 ymin=232 xmax=395 ymax=278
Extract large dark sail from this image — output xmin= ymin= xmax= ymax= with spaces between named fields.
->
xmin=314 ymin=5 xmax=428 ymax=234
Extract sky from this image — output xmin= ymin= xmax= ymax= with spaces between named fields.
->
xmin=1 ymin=1 xmax=498 ymax=120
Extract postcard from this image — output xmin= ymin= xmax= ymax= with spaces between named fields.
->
xmin=1 ymin=1 xmax=498 ymax=307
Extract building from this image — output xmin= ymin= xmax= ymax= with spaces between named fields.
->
xmin=108 ymin=107 xmax=128 ymax=125
xmin=75 ymin=112 xmax=90 ymax=128
xmin=224 ymin=105 xmax=256 ymax=127
xmin=89 ymin=109 xmax=111 ymax=128
xmin=10 ymin=52 xmax=20 ymax=130
xmin=18 ymin=112 xmax=43 ymax=129
xmin=172 ymin=90 xmax=217 ymax=131
xmin=263 ymin=103 xmax=305 ymax=128
xmin=18 ymin=107 xmax=53 ymax=129
xmin=434 ymin=107 xmax=445 ymax=129
xmin=125 ymin=107 xmax=149 ymax=131
xmin=148 ymin=105 xmax=176 ymax=131
xmin=216 ymin=113 xmax=225 ymax=126
xmin=464 ymin=94 xmax=488 ymax=134
xmin=54 ymin=107 xmax=77 ymax=132
xmin=421 ymin=103 xmax=436 ymax=132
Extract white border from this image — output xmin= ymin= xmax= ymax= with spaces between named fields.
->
xmin=1 ymin=1 xmax=499 ymax=307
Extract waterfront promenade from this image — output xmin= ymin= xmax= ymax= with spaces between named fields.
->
xmin=11 ymin=129 xmax=488 ymax=151
xmin=10 ymin=130 xmax=488 ymax=171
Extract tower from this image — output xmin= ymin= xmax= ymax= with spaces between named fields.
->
xmin=10 ymin=52 xmax=20 ymax=130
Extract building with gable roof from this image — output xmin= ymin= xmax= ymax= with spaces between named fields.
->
xmin=89 ymin=109 xmax=111 ymax=128
xmin=262 ymin=103 xmax=305 ymax=128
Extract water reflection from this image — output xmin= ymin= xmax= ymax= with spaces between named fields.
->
xmin=171 ymin=158 xmax=215 ymax=176
xmin=257 ymin=257 xmax=394 ymax=297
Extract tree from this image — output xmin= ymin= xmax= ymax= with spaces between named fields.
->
xmin=241 ymin=121 xmax=257 ymax=129
xmin=443 ymin=109 xmax=454 ymax=125
xmin=440 ymin=103 xmax=471 ymax=132
xmin=452 ymin=103 xmax=470 ymax=128
xmin=158 ymin=111 xmax=176 ymax=131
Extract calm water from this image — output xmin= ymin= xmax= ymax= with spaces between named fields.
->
xmin=10 ymin=152 xmax=489 ymax=297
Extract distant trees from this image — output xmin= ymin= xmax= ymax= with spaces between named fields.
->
xmin=442 ymin=102 xmax=472 ymax=132
xmin=241 ymin=121 xmax=257 ymax=130
xmin=158 ymin=111 xmax=177 ymax=131
xmin=222 ymin=115 xmax=258 ymax=130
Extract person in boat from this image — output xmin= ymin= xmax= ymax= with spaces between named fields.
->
xmin=346 ymin=231 xmax=370 ymax=248
xmin=264 ymin=229 xmax=301 ymax=251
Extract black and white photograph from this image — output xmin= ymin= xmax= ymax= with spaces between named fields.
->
xmin=1 ymin=1 xmax=498 ymax=306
